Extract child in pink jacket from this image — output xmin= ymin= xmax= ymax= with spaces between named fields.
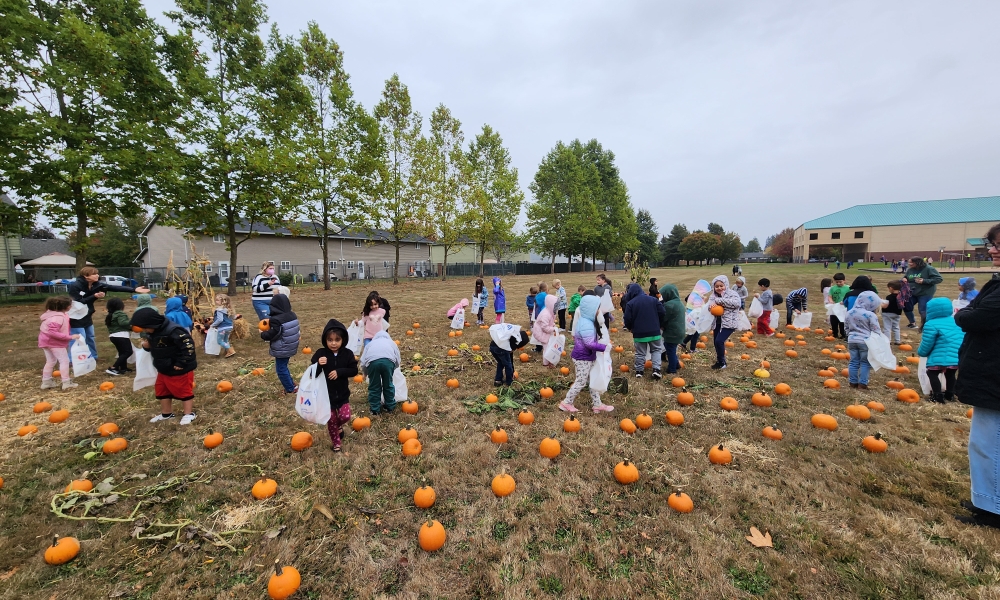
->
xmin=532 ymin=295 xmax=558 ymax=365
xmin=38 ymin=296 xmax=82 ymax=390
xmin=447 ymin=298 xmax=469 ymax=319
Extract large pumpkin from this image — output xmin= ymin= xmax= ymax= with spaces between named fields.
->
xmin=811 ymin=414 xmax=838 ymax=431
xmin=44 ymin=535 xmax=80 ymax=566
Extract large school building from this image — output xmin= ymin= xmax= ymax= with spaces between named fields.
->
xmin=792 ymin=196 xmax=1000 ymax=263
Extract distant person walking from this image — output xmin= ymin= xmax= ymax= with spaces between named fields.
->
xmin=251 ymin=261 xmax=279 ymax=320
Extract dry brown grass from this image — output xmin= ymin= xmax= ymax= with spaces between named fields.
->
xmin=1 ymin=264 xmax=998 ymax=599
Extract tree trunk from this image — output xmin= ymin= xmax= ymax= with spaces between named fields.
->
xmin=442 ymin=248 xmax=448 ymax=281
xmin=322 ymin=231 xmax=331 ymax=291
xmin=479 ymin=242 xmax=486 ymax=277
xmin=73 ymin=182 xmax=87 ymax=271
xmin=393 ymin=243 xmax=400 ymax=284
xmin=227 ymin=233 xmax=239 ymax=297
xmin=550 ymin=252 xmax=556 ymax=275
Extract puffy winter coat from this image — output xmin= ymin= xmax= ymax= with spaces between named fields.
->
xmin=571 ymin=295 xmax=606 ymax=361
xmin=493 ymin=278 xmax=506 ymax=313
xmin=917 ymin=297 xmax=964 ymax=367
xmin=623 ymin=289 xmax=665 ymax=339
xmin=620 ymin=283 xmax=644 ymax=316
xmin=447 ymin=298 xmax=469 ymax=318
xmin=532 ymin=294 xmax=558 ymax=345
xmin=705 ymin=275 xmax=743 ymax=330
xmin=956 ymin=276 xmax=1000 ymax=409
xmin=39 ymin=310 xmax=73 ymax=348
xmin=261 ymin=294 xmax=300 ymax=358
xmin=659 ymin=284 xmax=686 ymax=344
xmin=165 ymin=297 xmax=193 ymax=331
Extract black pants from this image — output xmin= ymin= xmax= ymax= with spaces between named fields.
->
xmin=830 ymin=315 xmax=846 ymax=338
xmin=928 ymin=368 xmax=957 ymax=399
xmin=490 ymin=344 xmax=514 ymax=385
xmin=557 ymin=309 xmax=566 ymax=330
xmin=683 ymin=333 xmax=699 ymax=351
xmin=110 ymin=337 xmax=134 ymax=372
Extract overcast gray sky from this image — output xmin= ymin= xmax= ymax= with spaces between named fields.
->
xmin=145 ymin=0 xmax=1000 ymax=245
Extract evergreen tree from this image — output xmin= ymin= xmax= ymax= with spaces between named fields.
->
xmin=744 ymin=237 xmax=762 ymax=253
xmin=635 ymin=209 xmax=660 ymax=266
xmin=577 ymin=140 xmax=635 ymax=270
xmin=660 ymin=223 xmax=689 ymax=266
xmin=707 ymin=222 xmax=725 ymax=236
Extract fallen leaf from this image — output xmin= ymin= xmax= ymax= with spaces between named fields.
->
xmin=644 ymin=546 xmax=652 ymax=555
xmin=0 ymin=567 xmax=19 ymax=581
xmin=810 ymin=568 xmax=818 ymax=574
xmin=640 ymin=532 xmax=650 ymax=540
xmin=314 ymin=504 xmax=334 ymax=521
xmin=745 ymin=526 xmax=773 ymax=548
xmin=103 ymin=494 xmax=119 ymax=505
xmin=264 ymin=526 xmax=286 ymax=539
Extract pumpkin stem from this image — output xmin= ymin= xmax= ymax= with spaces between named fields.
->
xmin=875 ymin=432 xmax=883 ymax=440
xmin=623 ymin=459 xmax=630 ymax=466
xmin=208 ymin=428 xmax=214 ymax=435
xmin=273 ymin=559 xmax=282 ymax=576
xmin=52 ymin=534 xmax=58 ymax=547
xmin=717 ymin=444 xmax=724 ymax=450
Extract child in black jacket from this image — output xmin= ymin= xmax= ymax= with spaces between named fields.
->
xmin=489 ymin=325 xmax=530 ymax=387
xmin=131 ymin=310 xmax=198 ymax=426
xmin=311 ymin=319 xmax=359 ymax=452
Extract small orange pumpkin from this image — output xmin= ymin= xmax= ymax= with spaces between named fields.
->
xmin=402 ymin=438 xmax=423 ymax=456
xmin=823 ymin=379 xmax=841 ymax=389
xmin=65 ymin=479 xmax=93 ymax=493
xmin=291 ymin=432 xmax=314 ymax=451
xmin=216 ymin=380 xmax=233 ymax=393
xmin=760 ymin=360 xmax=771 ymax=369
xmin=762 ymin=424 xmax=783 ymax=440
xmin=560 ymin=366 xmax=570 ymax=375
xmin=896 ymin=388 xmax=920 ymax=403
xmin=353 ymin=374 xmax=364 ymax=383
xmin=102 ymin=437 xmax=128 ymax=454
xmin=774 ymin=383 xmax=792 ymax=396
xmin=48 ymin=409 xmax=69 ymax=423
xmin=785 ymin=349 xmax=798 ymax=358
xmin=258 ymin=319 xmax=270 ymax=331
xmin=540 ymin=387 xmax=554 ymax=399
xmin=252 ymin=478 xmax=278 ymax=500
xmin=613 ymin=459 xmax=640 ymax=484
xmin=668 ymin=491 xmax=693 ymax=513
xmin=446 ymin=378 xmax=460 ymax=388
xmin=519 ymin=353 xmax=530 ymax=363
xmin=563 ymin=415 xmax=581 ymax=433
xmin=33 ymin=401 xmax=53 ymax=413
xmin=97 ymin=422 xmax=119 ymax=437
xmin=17 ymin=424 xmax=38 ymax=436
xmin=414 ymin=485 xmax=436 ymax=508
xmin=401 ymin=400 xmax=419 ymax=414
xmin=677 ymin=388 xmax=695 ymax=406
xmin=635 ymin=411 xmax=653 ymax=430
xmin=845 ymin=404 xmax=871 ymax=421
xmin=492 ymin=471 xmax=517 ymax=497
xmin=708 ymin=444 xmax=732 ymax=465
xmin=719 ymin=397 xmax=739 ymax=411
xmin=709 ymin=305 xmax=724 ymax=317
xmin=491 ymin=425 xmax=509 ymax=443
xmin=203 ymin=429 xmax=224 ymax=449
xmin=886 ymin=379 xmax=905 ymax=390
xmin=671 ymin=377 xmax=686 ymax=388
xmin=418 ymin=519 xmax=446 ymax=552
xmin=867 ymin=401 xmax=886 ymax=412
xmin=352 ymin=416 xmax=372 ymax=431
xmin=447 ymin=349 xmax=459 ymax=357
xmin=811 ymin=414 xmax=838 ymax=430
xmin=99 ymin=382 xmax=115 ymax=392
xmin=472 ymin=344 xmax=481 ymax=351
xmin=539 ymin=436 xmax=561 ymax=459
xmin=899 ymin=343 xmax=913 ymax=351
xmin=619 ymin=418 xmax=637 ymax=434
xmin=485 ymin=394 xmax=498 ymax=404
xmin=398 ymin=426 xmax=418 ymax=444
xmin=906 ymin=354 xmax=919 ymax=364
xmin=517 ymin=409 xmax=534 ymax=425
xmin=44 ymin=535 xmax=80 ymax=566
xmin=301 ymin=347 xmax=312 ymax=354
xmin=665 ymin=410 xmax=684 ymax=426
xmin=862 ymin=432 xmax=888 ymax=453
xmin=751 ymin=392 xmax=772 ymax=407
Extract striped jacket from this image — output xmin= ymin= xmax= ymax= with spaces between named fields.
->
xmin=786 ymin=288 xmax=808 ymax=311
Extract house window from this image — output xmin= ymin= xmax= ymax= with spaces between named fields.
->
xmin=212 ymin=234 xmax=225 ymax=243
xmin=415 ymin=242 xmax=421 ymax=249
xmin=854 ymin=231 xmax=864 ymax=239
xmin=329 ymin=261 xmax=337 ymax=270
xmin=831 ymin=232 xmax=841 ymax=240
xmin=354 ymin=240 xmax=362 ymax=248
xmin=383 ymin=261 xmax=389 ymax=268
xmin=204 ymin=265 xmax=213 ymax=273
xmin=280 ymin=261 xmax=291 ymax=271
xmin=809 ymin=233 xmax=818 ymax=240
xmin=347 ymin=261 xmax=355 ymax=269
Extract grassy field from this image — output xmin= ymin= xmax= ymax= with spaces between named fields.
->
xmin=0 ymin=263 xmax=995 ymax=599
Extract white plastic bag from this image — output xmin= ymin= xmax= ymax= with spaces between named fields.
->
xmin=383 ymin=367 xmax=408 ymax=404
xmin=917 ymin=357 xmax=946 ymax=396
xmin=826 ymin=303 xmax=847 ymax=321
xmin=450 ymin=308 xmax=465 ymax=330
xmin=295 ymin=364 xmax=332 ymax=425
xmin=381 ymin=318 xmax=390 ymax=331
xmin=346 ymin=320 xmax=363 ymax=354
xmin=127 ymin=343 xmax=139 ymax=365
xmin=132 ymin=348 xmax=157 ymax=391
xmin=71 ymin=338 xmax=96 ymax=378
xmin=747 ymin=297 xmax=764 ymax=319
xmin=590 ymin=347 xmax=613 ymax=393
xmin=543 ymin=333 xmax=565 ymax=365
xmin=769 ymin=310 xmax=780 ymax=330
xmin=67 ymin=301 xmax=89 ymax=320
xmin=737 ymin=312 xmax=752 ymax=331
xmin=490 ymin=323 xmax=521 ymax=351
xmin=695 ymin=306 xmax=716 ymax=334
xmin=952 ymin=299 xmax=969 ymax=315
xmin=792 ymin=311 xmax=813 ymax=330
xmin=204 ymin=326 xmax=221 ymax=355
xmin=865 ymin=333 xmax=895 ymax=372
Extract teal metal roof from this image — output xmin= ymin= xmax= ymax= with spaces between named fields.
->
xmin=967 ymin=237 xmax=987 ymax=247
xmin=802 ymin=196 xmax=1000 ymax=229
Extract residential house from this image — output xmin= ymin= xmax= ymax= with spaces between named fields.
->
xmin=0 ymin=194 xmax=22 ymax=283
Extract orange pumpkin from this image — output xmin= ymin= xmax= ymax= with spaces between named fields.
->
xmin=17 ymin=424 xmax=38 ymax=436
xmin=414 ymin=485 xmax=436 ymax=508
xmin=740 ymin=354 xmax=750 ymax=360
xmin=302 ymin=347 xmax=312 ymax=354
xmin=894 ymin=364 xmax=911 ymax=374
xmin=102 ymin=437 xmax=128 ymax=454
xmin=539 ymin=436 xmax=561 ymax=459
xmin=840 ymin=368 xmax=849 ymax=377
xmin=65 ymin=479 xmax=93 ymax=493
xmin=490 ymin=425 xmax=509 ymax=443
xmin=204 ymin=429 xmax=224 ymax=449
xmin=413 ymin=323 xmax=421 ymax=329
xmin=896 ymin=388 xmax=920 ymax=403
xmin=613 ymin=460 xmax=640 ymax=484
xmin=402 ymin=438 xmax=423 ymax=457
xmin=539 ymin=387 xmax=554 ymax=399
xmin=48 ymin=409 xmax=69 ymax=423
xmin=811 ymin=414 xmax=838 ymax=430
xmin=822 ymin=348 xmax=832 ymax=355
xmin=517 ymin=409 xmax=534 ymax=425
xmin=216 ymin=380 xmax=233 ymax=393
xmin=398 ymin=426 xmax=418 ymax=444
xmin=563 ymin=415 xmax=581 ymax=433
xmin=709 ymin=305 xmax=724 ymax=317
xmin=353 ymin=374 xmax=364 ymax=383
xmin=619 ymin=364 xmax=629 ymax=372
xmin=823 ymin=379 xmax=841 ymax=389
xmin=762 ymin=424 xmax=783 ymax=440
xmin=635 ymin=411 xmax=653 ymax=430
xmin=560 ymin=366 xmax=570 ymax=375
xmin=97 ymin=422 xmax=119 ymax=437
xmin=472 ymin=345 xmax=481 ymax=351
xmin=491 ymin=472 xmax=517 ymax=497
xmin=33 ymin=401 xmax=52 ymax=413
xmin=446 ymin=378 xmax=460 ymax=388
xmin=708 ymin=444 xmax=732 ymax=465
xmin=447 ymin=349 xmax=459 ymax=357
xmin=44 ymin=535 xmax=80 ymax=566
xmin=719 ymin=397 xmax=739 ymax=411
xmin=252 ymin=478 xmax=278 ymax=500
xmin=774 ymin=383 xmax=792 ymax=396
xmin=845 ymin=404 xmax=871 ymax=421
xmin=784 ymin=340 xmax=796 ymax=347
xmin=671 ymin=377 xmax=686 ymax=388
xmin=760 ymin=360 xmax=771 ymax=369
xmin=886 ymin=379 xmax=904 ymax=390
xmin=745 ymin=340 xmax=758 ymax=348
xmin=867 ymin=401 xmax=886 ymax=412
xmin=785 ymin=349 xmax=798 ymax=358
xmin=485 ymin=393 xmax=499 ymax=404
xmin=665 ymin=410 xmax=684 ymax=426
xmin=418 ymin=520 xmax=446 ymax=552
xmin=906 ymin=354 xmax=919 ymax=364
xmin=258 ymin=319 xmax=270 ymax=331
xmin=401 ymin=400 xmax=419 ymax=414
xmin=351 ymin=416 xmax=371 ymax=431
xmin=751 ymin=392 xmax=772 ymax=407
xmin=668 ymin=491 xmax=693 ymax=513
xmin=899 ymin=343 xmax=912 ymax=351
xmin=519 ymin=353 xmax=530 ymax=363
xmin=676 ymin=388 xmax=694 ymax=406
xmin=99 ymin=382 xmax=115 ymax=392
xmin=695 ymin=342 xmax=706 ymax=349
xmin=619 ymin=418 xmax=637 ymax=434
xmin=862 ymin=432 xmax=888 ymax=453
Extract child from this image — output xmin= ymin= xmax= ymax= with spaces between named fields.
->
xmin=553 ymin=279 xmax=568 ymax=330
xmin=534 ymin=282 xmax=548 ymax=320
xmin=260 ymin=294 xmax=300 ymax=394
xmin=558 ymin=294 xmax=613 ymax=413
xmin=955 ymin=277 xmax=978 ymax=312
xmin=828 ymin=274 xmax=849 ymax=338
xmin=899 ymin=278 xmax=917 ymax=328
xmin=473 ymin=278 xmax=488 ymax=325
xmin=489 ymin=324 xmax=530 ymax=387
xmin=845 ymin=291 xmax=881 ymax=390
xmin=918 ymin=297 xmax=965 ymax=402
xmin=131 ymin=309 xmax=198 ymax=424
xmin=658 ymin=284 xmax=686 ymax=374
xmin=360 ymin=330 xmax=401 ymax=416
xmin=820 ymin=278 xmax=833 ymax=304
xmin=165 ymin=297 xmax=192 ymax=332
xmin=786 ymin=287 xmax=808 ymax=326
xmin=493 ymin=277 xmax=506 ymax=323
xmin=357 ymin=292 xmax=386 ymax=348
xmin=447 ymin=298 xmax=469 ymax=320
xmin=567 ymin=285 xmax=585 ymax=331
xmin=532 ymin=294 xmax=558 ymax=361
xmin=526 ymin=286 xmax=537 ymax=324
xmin=882 ymin=281 xmax=903 ymax=344
xmin=731 ymin=277 xmax=749 ymax=309
xmin=705 ymin=276 xmax=742 ymax=370
xmin=39 ymin=296 xmax=81 ymax=390
xmin=105 ymin=298 xmax=133 ymax=375
xmin=842 ymin=276 xmax=876 ymax=310
xmin=623 ymin=282 xmax=666 ymax=378
xmin=212 ymin=294 xmax=236 ymax=358
xmin=312 ymin=319 xmax=358 ymax=451
xmin=648 ymin=277 xmax=659 ymax=298
xmin=753 ymin=278 xmax=774 ymax=336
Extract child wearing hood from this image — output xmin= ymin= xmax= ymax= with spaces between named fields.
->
xmin=260 ymin=294 xmax=300 ymax=394
xmin=134 ymin=294 xmax=158 ymax=314
xmin=447 ymin=298 xmax=470 ymax=320
xmin=532 ymin=294 xmax=558 ymax=363
xmin=955 ymin=277 xmax=979 ymax=312
xmin=312 ymin=319 xmax=359 ymax=451
xmin=38 ymin=296 xmax=82 ymax=390
xmin=489 ymin=323 xmax=530 ymax=387
xmin=785 ymin=287 xmax=808 ymax=326
xmin=731 ymin=277 xmax=749 ymax=309
xmin=659 ymin=284 xmax=686 ymax=374
xmin=705 ymin=275 xmax=743 ymax=370
xmin=842 ymin=276 xmax=876 ymax=311
xmin=360 ymin=331 xmax=401 ymax=416
xmin=131 ymin=309 xmax=198 ymax=425
xmin=623 ymin=282 xmax=666 ymax=378
xmin=493 ymin=277 xmax=506 ymax=324
xmin=845 ymin=290 xmax=882 ymax=390
xmin=558 ymin=293 xmax=613 ymax=414
xmin=211 ymin=294 xmax=236 ymax=359
xmin=105 ymin=297 xmax=134 ymax=376
xmin=165 ymin=297 xmax=193 ymax=332
xmin=918 ymin=297 xmax=965 ymax=402
xmin=472 ymin=278 xmax=488 ymax=325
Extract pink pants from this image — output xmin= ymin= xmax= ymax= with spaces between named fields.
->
xmin=43 ymin=348 xmax=70 ymax=381
xmin=327 ymin=403 xmax=352 ymax=449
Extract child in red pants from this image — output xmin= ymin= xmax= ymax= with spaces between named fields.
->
xmin=754 ymin=278 xmax=774 ymax=336
xmin=311 ymin=319 xmax=358 ymax=451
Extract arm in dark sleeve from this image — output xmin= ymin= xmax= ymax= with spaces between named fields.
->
xmin=69 ymin=282 xmax=101 ymax=306
xmin=173 ymin=329 xmax=197 ymax=367
xmin=260 ymin=322 xmax=282 ymax=342
xmin=955 ymin=293 xmax=1000 ymax=332
xmin=335 ymin=350 xmax=359 ymax=379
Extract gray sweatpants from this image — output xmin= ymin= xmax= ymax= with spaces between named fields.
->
xmin=634 ymin=338 xmax=665 ymax=373
xmin=882 ymin=313 xmax=901 ymax=343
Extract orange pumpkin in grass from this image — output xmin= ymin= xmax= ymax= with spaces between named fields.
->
xmin=517 ymin=409 xmax=534 ymax=425
xmin=886 ymin=379 xmax=904 ymax=390
xmin=774 ymin=383 xmax=792 ymax=396
xmin=760 ymin=360 xmax=771 ymax=369
xmin=745 ymin=340 xmax=758 ymax=348
xmin=402 ymin=401 xmax=419 ymax=414
xmin=539 ymin=436 xmax=561 ymax=459
xmin=446 ymin=378 xmax=460 ymax=389
xmin=862 ymin=433 xmax=888 ymax=453
xmin=540 ymin=387 xmax=554 ymax=399
xmin=102 ymin=437 xmax=127 ymax=454
xmin=99 ymin=382 xmax=114 ymax=392
xmin=811 ymin=414 xmax=838 ymax=430
xmin=676 ymin=388 xmax=695 ymax=406
xmin=785 ymin=350 xmax=798 ymax=358
xmin=97 ymin=423 xmax=118 ymax=437
xmin=695 ymin=342 xmax=706 ymax=349
xmin=740 ymin=354 xmax=750 ymax=360
xmin=17 ymin=424 xmax=38 ymax=436
xmin=668 ymin=491 xmax=694 ymax=513
xmin=708 ymin=444 xmax=732 ymax=465
xmin=48 ymin=409 xmax=69 ymax=423
xmin=402 ymin=438 xmax=423 ymax=457
xmin=840 ymin=368 xmax=849 ymax=377
xmin=447 ymin=349 xmax=459 ymax=357
xmin=822 ymin=348 xmax=832 ymax=355
xmin=899 ymin=343 xmax=912 ymax=351
xmin=33 ymin=401 xmax=52 ymax=413
xmin=204 ymin=429 xmax=224 ymax=449
xmin=762 ymin=424 xmax=783 ymax=440
xmin=797 ymin=340 xmax=807 ymax=346
xmin=867 ymin=401 xmax=885 ymax=412
xmin=398 ymin=426 xmax=418 ymax=444
xmin=560 ymin=366 xmax=570 ymax=375
xmin=65 ymin=479 xmax=93 ymax=493
xmin=719 ymin=397 xmax=739 ymax=411
xmin=635 ymin=412 xmax=653 ymax=430
xmin=680 ymin=353 xmax=692 ymax=360
xmin=351 ymin=416 xmax=371 ymax=431
xmin=619 ymin=364 xmax=629 ymax=372
xmin=751 ymin=392 xmax=772 ymax=407
xmin=414 ymin=485 xmax=436 ymax=508
xmin=563 ymin=415 xmax=581 ymax=433
xmin=665 ymin=410 xmax=684 ymax=426
xmin=894 ymin=364 xmax=911 ymax=374
xmin=824 ymin=336 xmax=836 ymax=342
xmin=291 ymin=432 xmax=314 ymax=451
xmin=823 ymin=379 xmax=841 ymax=389
xmin=784 ymin=340 xmax=796 ymax=347
xmin=896 ymin=388 xmax=920 ymax=403
xmin=485 ymin=394 xmax=498 ymax=404
xmin=775 ymin=333 xmax=786 ymax=338
xmin=619 ymin=419 xmax=637 ymax=434
xmin=845 ymin=405 xmax=871 ymax=421
xmin=353 ymin=374 xmax=364 ymax=383
xmin=216 ymin=380 xmax=233 ymax=393
xmin=519 ymin=353 xmax=530 ymax=363
xmin=491 ymin=426 xmax=509 ymax=443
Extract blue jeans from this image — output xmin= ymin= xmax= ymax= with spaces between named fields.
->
xmin=275 ymin=357 xmax=295 ymax=392
xmin=848 ymin=342 xmax=871 ymax=385
xmin=217 ymin=329 xmax=232 ymax=350
xmin=363 ymin=338 xmax=372 ymax=349
xmin=915 ymin=295 xmax=932 ymax=319
xmin=252 ymin=300 xmax=271 ymax=321
xmin=491 ymin=345 xmax=514 ymax=385
xmin=970 ymin=406 xmax=1000 ymax=514
xmin=69 ymin=325 xmax=97 ymax=360
xmin=713 ymin=326 xmax=735 ymax=366
xmin=663 ymin=342 xmax=680 ymax=374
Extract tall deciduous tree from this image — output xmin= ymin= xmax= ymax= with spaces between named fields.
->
xmin=0 ymin=0 xmax=182 ymax=269
xmin=296 ymin=22 xmax=383 ymax=290
xmin=73 ymin=214 xmax=148 ymax=268
xmin=707 ymin=222 xmax=725 ymax=236
xmin=679 ymin=232 xmax=720 ymax=265
xmin=717 ymin=231 xmax=742 ymax=264
xmin=167 ymin=0 xmax=309 ymax=295
xmin=766 ymin=227 xmax=795 ymax=261
xmin=635 ymin=209 xmax=661 ymax=266
xmin=744 ymin=237 xmax=762 ymax=253
xmin=373 ymin=74 xmax=426 ymax=285
xmin=578 ymin=140 xmax=635 ymax=270
xmin=420 ymin=104 xmax=467 ymax=281
xmin=462 ymin=125 xmax=524 ymax=276
xmin=659 ymin=223 xmax=689 ymax=266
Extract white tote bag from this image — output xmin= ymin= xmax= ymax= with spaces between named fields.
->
xmin=295 ymin=364 xmax=332 ymax=425
xmin=736 ymin=312 xmax=752 ymax=331
xmin=204 ymin=326 xmax=221 ymax=355
xmin=917 ymin=357 xmax=947 ymax=396
xmin=589 ymin=347 xmax=613 ymax=393
xmin=792 ymin=311 xmax=813 ymax=330
xmin=769 ymin=309 xmax=780 ymax=330
xmin=71 ymin=338 xmax=96 ymax=378
xmin=826 ymin=303 xmax=848 ymax=322
xmin=865 ymin=333 xmax=896 ymax=372
xmin=384 ymin=367 xmax=408 ymax=403
xmin=67 ymin=301 xmax=89 ymax=320
xmin=127 ymin=343 xmax=140 ymax=365
xmin=133 ymin=349 xmax=157 ymax=391
xmin=346 ymin=320 xmax=363 ymax=354
xmin=450 ymin=308 xmax=465 ymax=330
xmin=695 ymin=306 xmax=716 ymax=334
xmin=543 ymin=333 xmax=565 ymax=365
xmin=747 ymin=297 xmax=764 ymax=319
xmin=381 ymin=318 xmax=390 ymax=331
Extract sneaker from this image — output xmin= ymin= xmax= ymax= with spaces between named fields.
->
xmin=651 ymin=370 xmax=662 ymax=381
xmin=494 ymin=380 xmax=503 ymax=387
xmin=150 ymin=413 xmax=175 ymax=423
xmin=858 ymin=384 xmax=869 ymax=390
xmin=179 ymin=413 xmax=197 ymax=425
xmin=41 ymin=378 xmax=56 ymax=390
xmin=907 ymin=324 xmax=918 ymax=329
xmin=592 ymin=403 xmax=615 ymax=413
xmin=766 ymin=332 xmax=775 ymax=337
xmin=955 ymin=511 xmax=1000 ymax=529
xmin=106 ymin=368 xmax=122 ymax=376
xmin=710 ymin=363 xmax=727 ymax=370
xmin=61 ymin=381 xmax=78 ymax=390
xmin=558 ymin=402 xmax=579 ymax=413
xmin=635 ymin=372 xmax=643 ymax=379
xmin=285 ymin=386 xmax=298 ymax=395
xmin=849 ymin=383 xmax=859 ymax=389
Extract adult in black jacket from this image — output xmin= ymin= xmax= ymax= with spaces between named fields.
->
xmin=955 ymin=223 xmax=1000 ymax=528
xmin=67 ymin=266 xmax=148 ymax=360
xmin=311 ymin=319 xmax=359 ymax=451
xmin=131 ymin=309 xmax=198 ymax=425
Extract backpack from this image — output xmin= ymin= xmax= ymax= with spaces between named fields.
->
xmin=772 ymin=293 xmax=784 ymax=306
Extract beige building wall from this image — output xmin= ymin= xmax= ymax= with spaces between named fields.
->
xmin=0 ymin=235 xmax=22 ymax=282
xmin=793 ymin=220 xmax=999 ymax=262
xmin=429 ymin=243 xmax=531 ymax=265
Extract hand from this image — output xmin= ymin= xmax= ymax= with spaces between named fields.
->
xmin=318 ymin=356 xmax=327 ymax=366
xmin=753 ymin=293 xmax=760 ymax=298
xmin=329 ymin=370 xmax=338 ymax=380
xmin=95 ymin=291 xmax=106 ymax=299
xmin=135 ymin=286 xmax=150 ymax=293
xmin=141 ymin=340 xmax=150 ymax=349
xmin=173 ymin=365 xmax=182 ymax=371
xmin=915 ymin=277 xmax=924 ymax=284
xmin=71 ymin=334 xmax=81 ymax=340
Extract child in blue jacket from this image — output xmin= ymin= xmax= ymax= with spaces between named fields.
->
xmin=918 ymin=297 xmax=965 ymax=402
xmin=493 ymin=277 xmax=506 ymax=324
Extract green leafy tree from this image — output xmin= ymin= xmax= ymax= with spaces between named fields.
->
xmin=744 ymin=237 xmax=762 ymax=253
xmin=659 ymin=223 xmax=689 ymax=266
xmin=166 ymin=0 xmax=309 ymax=294
xmin=0 ymin=0 xmax=182 ymax=269
xmin=75 ymin=215 xmax=148 ymax=267
xmin=296 ymin=22 xmax=383 ymax=290
xmin=717 ymin=231 xmax=742 ymax=264
xmin=679 ymin=232 xmax=720 ymax=265
xmin=635 ymin=209 xmax=661 ymax=266
xmin=707 ymin=222 xmax=725 ymax=236
xmin=462 ymin=125 xmax=524 ymax=276
xmin=373 ymin=74 xmax=427 ymax=284
xmin=577 ymin=140 xmax=635 ymax=268
xmin=420 ymin=104 xmax=467 ymax=281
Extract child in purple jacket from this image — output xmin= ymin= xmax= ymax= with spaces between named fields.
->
xmin=558 ymin=293 xmax=613 ymax=414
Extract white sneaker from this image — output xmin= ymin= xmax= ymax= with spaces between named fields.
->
xmin=41 ymin=378 xmax=56 ymax=390
xmin=150 ymin=413 xmax=175 ymax=423
xmin=61 ymin=381 xmax=78 ymax=390
xmin=592 ymin=403 xmax=615 ymax=413
xmin=179 ymin=413 xmax=197 ymax=425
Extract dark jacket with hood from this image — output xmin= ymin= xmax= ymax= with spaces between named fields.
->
xmin=131 ymin=310 xmax=197 ymax=376
xmin=842 ymin=276 xmax=876 ymax=310
xmin=659 ymin=284 xmax=687 ymax=344
xmin=68 ymin=276 xmax=138 ymax=328
xmin=956 ymin=275 xmax=1000 ymax=409
xmin=310 ymin=319 xmax=358 ymax=408
xmin=260 ymin=295 xmax=300 ymax=358
xmin=623 ymin=283 xmax=665 ymax=339
xmin=620 ymin=282 xmax=643 ymax=316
